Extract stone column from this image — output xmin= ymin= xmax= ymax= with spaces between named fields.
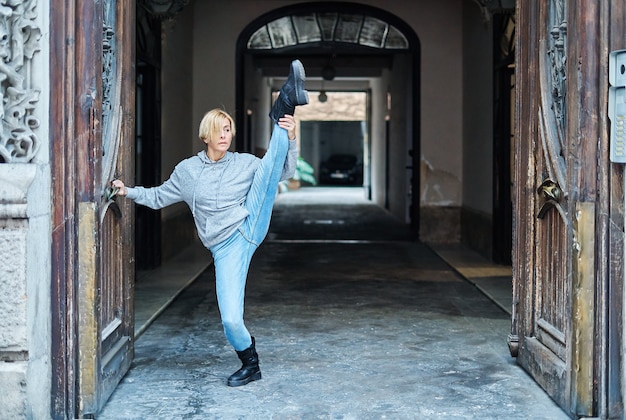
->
xmin=0 ymin=1 xmax=49 ymax=418
xmin=0 ymin=165 xmax=36 ymax=418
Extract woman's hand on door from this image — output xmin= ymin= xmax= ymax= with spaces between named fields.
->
xmin=111 ymin=179 xmax=128 ymax=196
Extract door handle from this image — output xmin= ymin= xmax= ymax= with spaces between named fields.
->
xmin=102 ymin=185 xmax=122 ymax=219
xmin=537 ymin=179 xmax=563 ymax=219
xmin=103 ymin=185 xmax=119 ymax=202
xmin=538 ymin=179 xmax=562 ymax=201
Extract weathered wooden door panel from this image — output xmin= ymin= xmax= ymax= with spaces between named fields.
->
xmin=510 ymin=0 xmax=625 ymax=417
xmin=75 ymin=0 xmax=136 ymax=416
xmin=515 ymin=0 xmax=573 ymax=410
xmin=510 ymin=0 xmax=594 ymax=416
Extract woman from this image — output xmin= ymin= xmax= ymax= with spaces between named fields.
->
xmin=112 ymin=60 xmax=308 ymax=386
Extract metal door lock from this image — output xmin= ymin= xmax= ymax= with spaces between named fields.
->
xmin=537 ymin=179 xmax=563 ymax=219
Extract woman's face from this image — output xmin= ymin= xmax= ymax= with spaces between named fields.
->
xmin=206 ymin=117 xmax=233 ymax=158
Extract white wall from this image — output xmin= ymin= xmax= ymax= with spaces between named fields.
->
xmin=415 ymin=1 xmax=464 ymax=208
xmin=370 ymin=73 xmax=389 ymax=207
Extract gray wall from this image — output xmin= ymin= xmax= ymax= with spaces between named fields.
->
xmin=161 ymin=6 xmax=195 ymax=220
xmin=462 ymin=3 xmax=493 ymax=215
xmin=461 ymin=2 xmax=494 ymax=254
xmin=160 ymin=5 xmax=197 ymax=257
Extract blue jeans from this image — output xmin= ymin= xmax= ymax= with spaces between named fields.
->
xmin=210 ymin=124 xmax=289 ymax=351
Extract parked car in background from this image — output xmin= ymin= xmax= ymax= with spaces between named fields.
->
xmin=319 ymin=154 xmax=363 ymax=185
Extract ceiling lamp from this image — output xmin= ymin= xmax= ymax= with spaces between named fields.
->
xmin=322 ymin=65 xmax=336 ymax=81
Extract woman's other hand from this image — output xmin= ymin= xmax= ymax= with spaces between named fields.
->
xmin=111 ymin=179 xmax=128 ymax=196
xmin=278 ymin=115 xmax=297 ymax=140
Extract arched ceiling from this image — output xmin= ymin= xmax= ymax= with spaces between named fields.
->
xmin=247 ymin=12 xmax=409 ymax=51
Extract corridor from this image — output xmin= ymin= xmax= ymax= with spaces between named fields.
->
xmin=98 ymin=188 xmax=567 ymax=419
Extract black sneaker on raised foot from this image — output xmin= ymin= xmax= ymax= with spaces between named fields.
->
xmin=269 ymin=59 xmax=309 ymax=123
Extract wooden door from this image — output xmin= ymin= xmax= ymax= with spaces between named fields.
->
xmin=509 ymin=1 xmax=576 ymax=411
xmin=49 ymin=0 xmax=135 ymax=417
xmin=509 ymin=0 xmax=609 ymax=416
xmin=76 ymin=0 xmax=136 ymax=416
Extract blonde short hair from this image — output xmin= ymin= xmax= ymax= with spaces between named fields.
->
xmin=198 ymin=109 xmax=236 ymax=141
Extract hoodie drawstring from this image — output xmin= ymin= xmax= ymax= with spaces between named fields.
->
xmin=192 ymin=161 xmax=207 ymax=218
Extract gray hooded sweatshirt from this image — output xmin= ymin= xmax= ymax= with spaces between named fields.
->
xmin=126 ymin=143 xmax=297 ymax=249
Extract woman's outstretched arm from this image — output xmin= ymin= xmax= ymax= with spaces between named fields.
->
xmin=111 ymin=166 xmax=184 ymax=210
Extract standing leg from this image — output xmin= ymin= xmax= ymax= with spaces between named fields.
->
xmin=212 ymin=232 xmax=255 ymax=351
xmin=211 ymin=232 xmax=262 ymax=387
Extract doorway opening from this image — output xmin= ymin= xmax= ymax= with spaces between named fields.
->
xmin=236 ymin=2 xmax=421 ymax=237
xmin=295 ymin=90 xmax=368 ymax=191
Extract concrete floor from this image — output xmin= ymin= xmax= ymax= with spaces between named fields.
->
xmin=98 ymin=187 xmax=567 ymax=419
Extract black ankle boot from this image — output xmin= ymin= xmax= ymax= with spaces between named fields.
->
xmin=227 ymin=337 xmax=262 ymax=387
xmin=269 ymin=59 xmax=309 ymax=123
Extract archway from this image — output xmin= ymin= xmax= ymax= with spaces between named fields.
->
xmin=235 ymin=2 xmax=421 ymax=237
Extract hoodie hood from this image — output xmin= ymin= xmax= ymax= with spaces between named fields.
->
xmin=197 ymin=150 xmax=233 ymax=164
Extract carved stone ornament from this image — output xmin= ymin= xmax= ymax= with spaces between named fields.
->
xmin=0 ymin=0 xmax=41 ymax=163
xmin=0 ymin=163 xmax=36 ymax=218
